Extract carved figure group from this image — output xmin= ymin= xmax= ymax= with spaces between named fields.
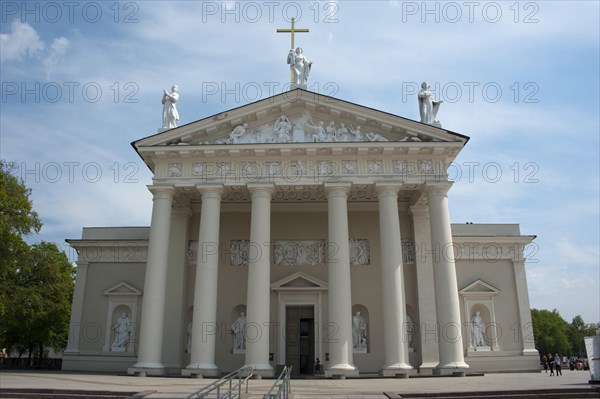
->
xmin=273 ymin=115 xmax=292 ymax=142
xmin=111 ymin=312 xmax=131 ymax=350
xmin=162 ymin=85 xmax=179 ymax=129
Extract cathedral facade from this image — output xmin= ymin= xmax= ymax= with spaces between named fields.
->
xmin=63 ymin=89 xmax=539 ymax=377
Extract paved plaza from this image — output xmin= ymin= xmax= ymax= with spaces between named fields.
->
xmin=0 ymin=369 xmax=595 ymax=398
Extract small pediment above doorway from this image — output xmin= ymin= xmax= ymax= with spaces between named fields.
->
xmin=103 ymin=281 xmax=142 ymax=296
xmin=459 ymin=279 xmax=499 ymax=298
xmin=271 ymin=272 xmax=328 ymax=291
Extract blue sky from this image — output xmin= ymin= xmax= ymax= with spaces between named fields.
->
xmin=1 ymin=1 xmax=598 ymax=324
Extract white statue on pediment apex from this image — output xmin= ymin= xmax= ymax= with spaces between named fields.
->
xmin=287 ymin=47 xmax=312 ymax=88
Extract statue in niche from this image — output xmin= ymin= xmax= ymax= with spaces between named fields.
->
xmin=352 ymin=311 xmax=368 ymax=352
xmin=229 ymin=123 xmax=248 ymax=144
xmin=418 ymin=82 xmax=442 ymax=127
xmin=111 ymin=312 xmax=131 ymax=350
xmin=405 ymin=314 xmax=415 ymax=350
xmin=471 ymin=310 xmax=486 ymax=347
xmin=162 ymin=85 xmax=180 ymax=129
xmin=186 ymin=321 xmax=192 ymax=353
xmin=287 ymin=47 xmax=312 ymax=88
xmin=231 ymin=312 xmax=246 ymax=350
xmin=273 ymin=115 xmax=292 ymax=142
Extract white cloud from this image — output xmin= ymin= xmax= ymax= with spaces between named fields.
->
xmin=0 ymin=20 xmax=69 ymax=79
xmin=0 ymin=20 xmax=44 ymax=61
xmin=42 ymin=37 xmax=70 ymax=80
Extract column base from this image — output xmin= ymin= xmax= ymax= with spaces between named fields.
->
xmin=381 ymin=364 xmax=413 ymax=377
xmin=417 ymin=362 xmax=438 ymax=375
xmin=182 ymin=364 xmax=220 ymax=378
xmin=246 ymin=364 xmax=274 ymax=378
xmin=325 ymin=365 xmax=359 ymax=378
xmin=128 ymin=366 xmax=167 ymax=376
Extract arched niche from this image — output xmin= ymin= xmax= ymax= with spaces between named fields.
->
xmin=351 ymin=304 xmax=369 ymax=354
xmin=459 ymin=279 xmax=501 ymax=353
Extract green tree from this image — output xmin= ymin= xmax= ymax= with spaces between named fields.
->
xmin=531 ymin=308 xmax=572 ymax=357
xmin=0 ymin=161 xmax=74 ymax=364
xmin=2 ymin=242 xmax=74 ymax=363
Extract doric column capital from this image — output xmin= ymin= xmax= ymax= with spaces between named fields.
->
xmin=424 ymin=182 xmax=453 ymax=198
xmin=323 ymin=182 xmax=352 ymax=199
xmin=247 ymin=183 xmax=275 ymax=199
xmin=374 ymin=182 xmax=402 ymax=199
xmin=147 ymin=185 xmax=175 ymax=200
xmin=196 ymin=184 xmax=224 ymax=200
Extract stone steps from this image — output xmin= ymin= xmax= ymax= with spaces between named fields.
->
xmin=384 ymin=387 xmax=600 ymax=399
xmin=0 ymin=388 xmax=153 ymax=399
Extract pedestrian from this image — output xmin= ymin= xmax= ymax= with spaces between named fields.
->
xmin=554 ymin=354 xmax=562 ymax=376
xmin=548 ymin=353 xmax=554 ymax=376
xmin=542 ymin=355 xmax=548 ymax=373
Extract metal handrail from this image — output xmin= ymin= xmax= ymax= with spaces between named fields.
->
xmin=263 ymin=366 xmax=292 ymax=399
xmin=186 ymin=365 xmax=254 ymax=399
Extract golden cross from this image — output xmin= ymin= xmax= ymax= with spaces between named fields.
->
xmin=277 ymin=18 xmax=309 ymax=84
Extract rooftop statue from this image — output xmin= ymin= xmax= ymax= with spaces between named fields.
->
xmin=418 ymin=82 xmax=442 ymax=127
xmin=162 ymin=85 xmax=180 ymax=129
xmin=287 ymin=47 xmax=312 ymax=89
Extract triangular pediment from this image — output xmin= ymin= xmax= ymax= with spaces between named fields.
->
xmin=133 ymin=89 xmax=468 ymax=154
xmin=459 ymin=279 xmax=499 ymax=295
xmin=103 ymin=281 xmax=142 ymax=296
xmin=271 ymin=271 xmax=328 ymax=291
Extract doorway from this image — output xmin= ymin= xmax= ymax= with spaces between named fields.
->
xmin=285 ymin=306 xmax=315 ymax=376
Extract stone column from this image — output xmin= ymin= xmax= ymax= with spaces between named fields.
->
xmin=244 ymin=184 xmax=274 ymax=377
xmin=130 ymin=185 xmax=174 ymax=375
xmin=163 ymin=206 xmax=191 ymax=369
xmin=425 ymin=183 xmax=469 ymax=372
xmin=376 ymin=184 xmax=412 ymax=376
xmin=409 ymin=205 xmax=440 ymax=373
xmin=324 ymin=183 xmax=358 ymax=377
xmin=64 ymin=260 xmax=89 ymax=354
xmin=183 ymin=185 xmax=224 ymax=377
xmin=513 ymin=259 xmax=538 ymax=355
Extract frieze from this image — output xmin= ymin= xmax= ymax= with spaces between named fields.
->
xmin=155 ymin=158 xmax=443 ymax=181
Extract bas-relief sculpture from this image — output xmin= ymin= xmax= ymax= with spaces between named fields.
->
xmin=214 ymin=112 xmax=390 ymax=145
xmin=225 ymin=239 xmax=371 ymax=267
xmin=352 ymin=311 xmax=368 ymax=353
xmin=287 ymin=47 xmax=312 ymax=89
xmin=162 ymin=85 xmax=179 ymax=129
xmin=418 ymin=82 xmax=442 ymax=127
xmin=349 ymin=239 xmax=370 ymax=266
xmin=274 ymin=240 xmax=325 ymax=266
xmin=111 ymin=312 xmax=131 ymax=351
